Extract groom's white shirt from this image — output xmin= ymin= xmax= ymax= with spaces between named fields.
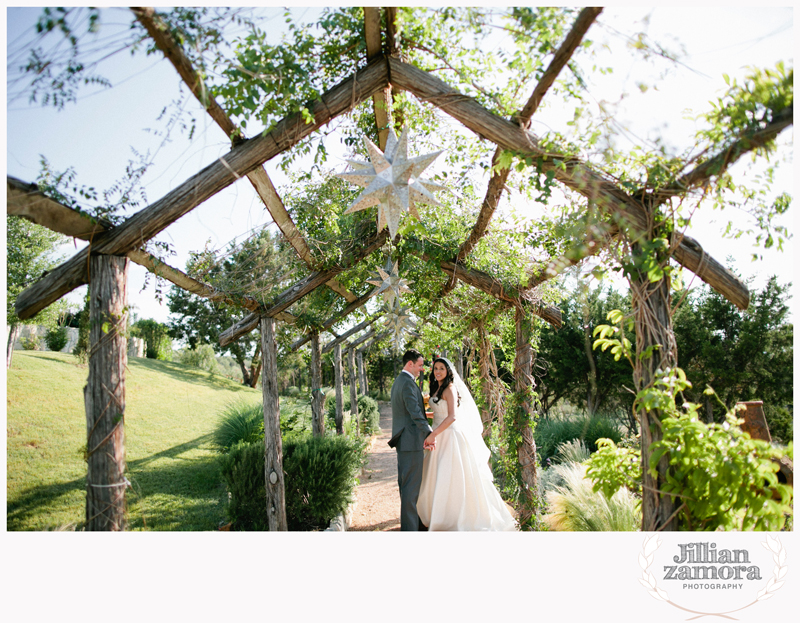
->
xmin=402 ymin=369 xmax=415 ymax=379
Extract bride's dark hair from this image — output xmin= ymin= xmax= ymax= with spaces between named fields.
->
xmin=428 ymin=357 xmax=460 ymax=407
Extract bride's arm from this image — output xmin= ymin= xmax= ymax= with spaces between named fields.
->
xmin=426 ymin=385 xmax=457 ymax=445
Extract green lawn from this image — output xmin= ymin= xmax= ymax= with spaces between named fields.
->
xmin=7 ymin=351 xmax=269 ymax=531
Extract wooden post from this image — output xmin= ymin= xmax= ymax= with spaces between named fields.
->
xmin=334 ymin=343 xmax=344 ymax=435
xmin=310 ymin=332 xmax=325 ymax=437
xmin=631 ymin=239 xmax=679 ymax=532
xmin=513 ymin=306 xmax=539 ymax=528
xmin=348 ymin=347 xmax=359 ymax=434
xmin=737 ymin=401 xmax=772 ymax=442
xmin=357 ymin=349 xmax=368 ymax=395
xmin=85 ymin=255 xmax=128 ymax=531
xmin=260 ymin=316 xmax=287 ymax=531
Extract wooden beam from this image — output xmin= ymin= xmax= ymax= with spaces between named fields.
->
xmin=364 ymin=7 xmax=393 ymax=150
xmin=388 ymin=57 xmax=754 ymax=311
xmin=453 ymin=7 xmax=603 ymax=266
xmin=132 ymin=7 xmax=358 ymax=304
xmin=7 ymin=176 xmax=295 ymax=323
xmin=221 ymin=232 xmax=387 ymax=348
xmin=15 ymin=55 xmax=389 ymax=320
xmin=321 ymin=316 xmax=377 ymax=354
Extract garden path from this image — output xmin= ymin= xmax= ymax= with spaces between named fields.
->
xmin=349 ymin=401 xmax=401 ymax=531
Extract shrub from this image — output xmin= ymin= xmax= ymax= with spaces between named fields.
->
xmin=357 ymin=395 xmax=380 ymax=434
xmin=45 ymin=326 xmax=69 ymax=352
xmin=764 ymin=404 xmax=793 ymax=445
xmin=284 ymin=385 xmax=301 ymax=397
xmin=535 ymin=414 xmax=622 ymax=463
xmin=554 ymin=439 xmax=590 ymax=464
xmin=542 ymin=462 xmax=640 ymax=531
xmin=585 ymin=368 xmax=794 ymax=531
xmin=218 ymin=441 xmax=270 ymax=530
xmin=325 ymin=394 xmax=380 ymax=435
xmin=283 ymin=435 xmax=366 ymax=530
xmin=218 ymin=435 xmax=367 ymax=530
xmin=179 ymin=344 xmax=220 ymax=375
xmin=213 ymin=400 xmax=305 ymax=453
xmin=213 ymin=401 xmax=264 ymax=453
xmin=368 ymin=389 xmax=390 ymax=401
xmin=20 ymin=335 xmax=41 ymax=350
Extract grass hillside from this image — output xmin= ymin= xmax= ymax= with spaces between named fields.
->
xmin=7 ymin=351 xmax=263 ymax=531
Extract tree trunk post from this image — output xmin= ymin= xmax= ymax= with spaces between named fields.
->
xmin=513 ymin=305 xmax=539 ymax=528
xmin=348 ymin=347 xmax=359 ymax=434
xmin=7 ymin=324 xmax=21 ymax=369
xmin=357 ymin=349 xmax=367 ymax=395
xmin=631 ymin=240 xmax=679 ymax=532
xmin=84 ymin=255 xmax=128 ymax=531
xmin=260 ymin=316 xmax=287 ymax=531
xmin=334 ymin=342 xmax=344 ymax=435
xmin=310 ymin=331 xmax=325 ymax=437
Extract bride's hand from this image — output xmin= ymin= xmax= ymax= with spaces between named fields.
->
xmin=425 ymin=433 xmax=436 ymax=449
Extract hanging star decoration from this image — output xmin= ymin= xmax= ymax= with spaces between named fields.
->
xmin=367 ymin=258 xmax=413 ymax=308
xmin=383 ymin=302 xmax=416 ymax=351
xmin=336 ymin=127 xmax=447 ymax=239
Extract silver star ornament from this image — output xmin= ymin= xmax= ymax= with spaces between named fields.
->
xmin=367 ymin=259 xmax=413 ymax=307
xmin=383 ymin=302 xmax=416 ymax=352
xmin=337 ymin=127 xmax=447 ymax=239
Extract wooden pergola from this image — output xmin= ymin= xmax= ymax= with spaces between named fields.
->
xmin=8 ymin=7 xmax=791 ymax=531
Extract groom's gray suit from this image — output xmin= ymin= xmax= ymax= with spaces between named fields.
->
xmin=390 ymin=370 xmax=433 ymax=531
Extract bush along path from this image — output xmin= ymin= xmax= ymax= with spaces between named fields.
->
xmin=349 ymin=401 xmax=402 ymax=531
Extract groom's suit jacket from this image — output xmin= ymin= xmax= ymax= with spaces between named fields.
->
xmin=390 ymin=371 xmax=433 ymax=452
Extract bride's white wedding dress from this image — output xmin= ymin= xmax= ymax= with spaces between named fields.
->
xmin=417 ymin=384 xmax=516 ymax=531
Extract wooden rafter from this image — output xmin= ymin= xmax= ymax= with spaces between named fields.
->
xmin=321 ymin=316 xmax=378 ymax=354
xmin=387 ymin=56 xmax=765 ymax=310
xmin=364 ymin=7 xmax=393 ymax=150
xmin=6 ymin=176 xmax=296 ymax=322
xmin=14 ymin=55 xmax=389 ymax=320
xmin=132 ymin=7 xmax=358 ymax=305
xmin=444 ymin=6 xmax=603 ymax=291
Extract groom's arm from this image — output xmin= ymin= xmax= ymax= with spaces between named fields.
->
xmin=403 ymin=382 xmax=433 ymax=435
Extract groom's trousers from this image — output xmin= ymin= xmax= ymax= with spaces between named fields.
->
xmin=396 ymin=449 xmax=425 ymax=531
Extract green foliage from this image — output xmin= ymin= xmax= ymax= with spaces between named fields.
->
xmin=20 ymin=335 xmax=41 ymax=351
xmin=586 ymin=367 xmax=793 ymax=531
xmin=212 ymin=399 xmax=307 ymax=453
xmin=283 ymin=435 xmax=367 ymax=530
xmin=672 ymin=275 xmax=793 ymax=441
xmin=585 ymin=438 xmax=642 ymax=499
xmin=6 ymin=215 xmax=67 ymax=330
xmin=131 ymin=318 xmax=173 ymax=361
xmin=179 ymin=344 xmax=221 ymax=375
xmin=44 ymin=326 xmax=69 ymax=352
xmin=535 ymin=414 xmax=623 ymax=464
xmin=325 ymin=394 xmax=380 ymax=435
xmin=212 ymin=401 xmax=265 ymax=453
xmin=218 ymin=435 xmax=367 ymax=530
xmin=168 ymin=228 xmax=294 ymax=387
xmin=543 ymin=462 xmax=640 ymax=531
xmin=284 ymin=386 xmax=301 ymax=397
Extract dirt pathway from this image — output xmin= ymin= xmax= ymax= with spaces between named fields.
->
xmin=349 ymin=401 xmax=401 ymax=531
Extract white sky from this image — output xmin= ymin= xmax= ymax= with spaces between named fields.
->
xmin=4 ymin=6 xmax=795 ymax=325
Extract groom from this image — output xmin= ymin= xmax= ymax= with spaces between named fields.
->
xmin=389 ymin=349 xmax=435 ymax=531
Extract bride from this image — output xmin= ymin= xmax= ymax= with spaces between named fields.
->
xmin=417 ymin=357 xmax=517 ymax=531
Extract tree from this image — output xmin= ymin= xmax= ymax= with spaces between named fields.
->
xmin=131 ymin=318 xmax=173 ymax=361
xmin=6 ymin=216 xmax=67 ymax=367
xmin=536 ymin=281 xmax=636 ymax=428
xmin=167 ymin=228 xmax=294 ymax=388
xmin=673 ymin=275 xmax=793 ymax=442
